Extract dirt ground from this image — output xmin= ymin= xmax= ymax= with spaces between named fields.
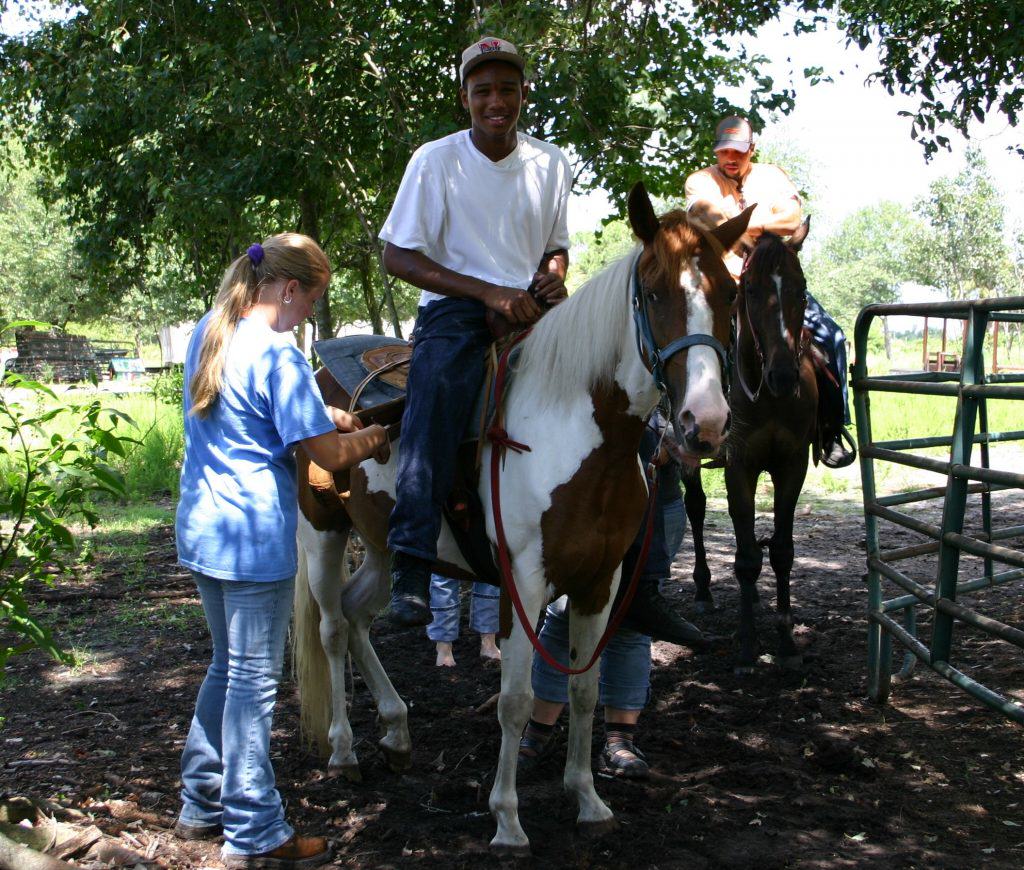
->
xmin=2 ymin=492 xmax=1023 ymax=869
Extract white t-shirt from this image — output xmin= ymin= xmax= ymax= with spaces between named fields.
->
xmin=379 ymin=130 xmax=572 ymax=307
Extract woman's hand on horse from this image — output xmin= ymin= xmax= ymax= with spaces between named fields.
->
xmin=330 ymin=407 xmax=364 ymax=433
xmin=487 ymin=286 xmax=543 ymax=325
xmin=531 ymin=271 xmax=568 ymax=305
xmin=369 ymin=425 xmax=391 ymax=464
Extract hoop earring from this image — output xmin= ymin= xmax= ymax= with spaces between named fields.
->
xmin=283 ymin=296 xmax=293 ymax=305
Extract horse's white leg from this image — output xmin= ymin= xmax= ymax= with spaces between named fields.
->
xmin=489 ymin=567 xmax=546 ymax=855
xmin=565 ymin=576 xmax=619 ymax=836
xmin=295 ymin=515 xmax=359 ymax=779
xmin=342 ymin=543 xmax=411 ymax=772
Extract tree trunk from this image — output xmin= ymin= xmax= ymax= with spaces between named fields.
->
xmin=381 ymin=273 xmax=404 ymax=339
xmin=299 ymin=189 xmax=333 ymax=341
xmin=359 ymin=254 xmax=384 ymax=335
xmin=333 ymin=160 xmax=403 ymax=339
xmin=882 ymin=316 xmax=892 ymax=361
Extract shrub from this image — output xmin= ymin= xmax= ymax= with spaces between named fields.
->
xmin=0 ymin=321 xmax=136 ymax=670
xmin=151 ymin=364 xmax=184 ymax=407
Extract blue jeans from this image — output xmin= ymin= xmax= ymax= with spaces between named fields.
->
xmin=427 ymin=575 xmax=500 ymax=642
xmin=179 ymin=573 xmax=295 ymax=858
xmin=388 ymin=298 xmax=492 ymax=561
xmin=663 ymin=497 xmax=686 ymax=565
xmin=804 ymin=292 xmax=850 ymax=425
xmin=531 ymin=596 xmax=652 ymax=710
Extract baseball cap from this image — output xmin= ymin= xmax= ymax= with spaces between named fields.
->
xmin=713 ymin=116 xmax=754 ymax=153
xmin=460 ymin=36 xmax=525 ymax=83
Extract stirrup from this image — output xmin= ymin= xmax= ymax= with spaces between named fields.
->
xmin=821 ymin=427 xmax=857 ymax=469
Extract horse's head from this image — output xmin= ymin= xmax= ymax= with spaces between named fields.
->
xmin=738 ymin=220 xmax=811 ymax=399
xmin=628 ymin=182 xmax=753 ymax=456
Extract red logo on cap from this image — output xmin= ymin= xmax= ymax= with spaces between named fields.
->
xmin=479 ymin=39 xmax=502 ymax=53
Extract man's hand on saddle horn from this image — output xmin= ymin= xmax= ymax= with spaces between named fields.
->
xmin=486 ymin=285 xmax=543 ymax=325
xmin=530 ymin=270 xmax=568 ymax=306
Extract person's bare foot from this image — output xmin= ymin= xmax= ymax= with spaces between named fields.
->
xmin=479 ymin=633 xmax=501 ymax=664
xmin=435 ymin=641 xmax=456 ymax=667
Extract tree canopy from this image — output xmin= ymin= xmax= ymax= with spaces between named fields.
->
xmin=696 ymin=0 xmax=1024 ymax=159
xmin=0 ymin=0 xmax=776 ymax=337
xmin=913 ymin=148 xmax=1017 ymax=300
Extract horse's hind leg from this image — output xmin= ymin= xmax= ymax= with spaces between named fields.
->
xmin=342 ymin=543 xmax=411 ymax=772
xmin=726 ymin=460 xmax=764 ymax=674
xmin=489 ymin=564 xmax=547 ymax=855
xmin=768 ymin=459 xmax=809 ymax=669
xmin=683 ymin=468 xmax=714 ymax=612
xmin=296 ymin=514 xmax=359 ymax=779
xmin=565 ymin=596 xmax=617 ymax=838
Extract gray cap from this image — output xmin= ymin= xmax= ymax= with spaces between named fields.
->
xmin=460 ymin=36 xmax=525 ymax=83
xmin=713 ymin=116 xmax=754 ymax=153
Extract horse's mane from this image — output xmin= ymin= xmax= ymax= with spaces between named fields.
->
xmin=515 ymin=210 xmax=701 ymax=406
xmin=744 ymin=232 xmax=790 ymax=290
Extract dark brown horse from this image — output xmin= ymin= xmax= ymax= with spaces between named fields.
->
xmin=686 ymin=223 xmax=818 ymax=673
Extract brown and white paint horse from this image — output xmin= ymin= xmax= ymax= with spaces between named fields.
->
xmin=292 ymin=183 xmax=751 ymax=853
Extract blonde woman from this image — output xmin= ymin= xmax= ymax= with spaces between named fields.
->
xmin=174 ymin=233 xmax=387 ymax=869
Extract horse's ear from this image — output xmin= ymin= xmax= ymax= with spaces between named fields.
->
xmin=628 ymin=181 xmax=660 ymax=245
xmin=788 ymin=217 xmax=810 ymax=252
xmin=710 ymin=203 xmax=757 ymax=252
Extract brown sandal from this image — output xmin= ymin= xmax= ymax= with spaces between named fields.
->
xmin=598 ymin=736 xmax=649 ymax=780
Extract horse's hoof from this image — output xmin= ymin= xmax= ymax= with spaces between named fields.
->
xmin=577 ymin=817 xmax=619 ymax=839
xmin=328 ymin=763 xmax=362 ymax=783
xmin=489 ymin=840 xmax=531 ymax=857
xmin=694 ymin=600 xmax=715 ymax=615
xmin=778 ymin=654 xmax=803 ymax=671
xmin=380 ymin=742 xmax=412 ymax=773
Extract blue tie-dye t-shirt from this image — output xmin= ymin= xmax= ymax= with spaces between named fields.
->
xmin=175 ymin=312 xmax=335 ymax=581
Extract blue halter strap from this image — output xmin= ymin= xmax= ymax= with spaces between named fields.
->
xmin=630 ymin=252 xmax=729 ymax=392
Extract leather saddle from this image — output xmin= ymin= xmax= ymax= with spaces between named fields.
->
xmin=313 ymin=334 xmax=502 ymax=586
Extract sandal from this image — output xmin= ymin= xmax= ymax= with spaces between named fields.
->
xmin=598 ymin=736 xmax=649 ymax=780
xmin=517 ymin=727 xmax=557 ymax=774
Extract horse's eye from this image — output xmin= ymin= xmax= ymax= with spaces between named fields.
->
xmin=647 ymin=291 xmax=659 ymax=303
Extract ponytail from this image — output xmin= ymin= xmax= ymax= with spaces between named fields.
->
xmin=189 ymin=232 xmax=330 ymax=418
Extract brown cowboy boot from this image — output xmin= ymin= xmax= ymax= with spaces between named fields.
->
xmin=222 ymin=834 xmax=331 ymax=870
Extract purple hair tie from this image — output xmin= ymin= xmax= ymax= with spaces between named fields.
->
xmin=247 ymin=243 xmax=265 ymax=267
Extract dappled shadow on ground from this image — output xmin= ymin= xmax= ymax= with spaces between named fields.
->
xmin=1 ymin=496 xmax=1022 ymax=868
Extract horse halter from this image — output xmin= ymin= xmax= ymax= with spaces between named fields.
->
xmin=734 ymin=248 xmax=802 ymax=403
xmin=630 ymin=252 xmax=729 ymax=395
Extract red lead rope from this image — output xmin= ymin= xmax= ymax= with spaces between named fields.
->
xmin=487 ymin=331 xmax=660 ymax=675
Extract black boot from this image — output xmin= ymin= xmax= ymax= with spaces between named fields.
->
xmin=620 ymin=580 xmax=709 ymax=650
xmin=387 ymin=551 xmax=433 ymax=627
xmin=821 ymin=426 xmax=857 ymax=469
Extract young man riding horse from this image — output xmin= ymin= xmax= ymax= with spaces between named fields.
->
xmin=379 ymin=35 xmax=704 ymax=647
xmin=685 ymin=116 xmax=856 ymax=469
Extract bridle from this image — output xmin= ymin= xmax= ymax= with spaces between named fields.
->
xmin=630 ymin=252 xmax=729 ymax=398
xmin=734 ymin=244 xmax=804 ymax=403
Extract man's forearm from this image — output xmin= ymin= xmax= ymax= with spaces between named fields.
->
xmin=538 ymin=248 xmax=569 ymax=281
xmin=382 ymin=243 xmax=494 ymax=301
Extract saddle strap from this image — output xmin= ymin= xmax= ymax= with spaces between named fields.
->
xmin=348 ymin=356 xmax=411 ymax=413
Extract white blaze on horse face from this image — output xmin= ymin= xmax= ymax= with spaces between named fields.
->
xmin=774 ymin=272 xmax=794 ymax=349
xmin=679 ymin=258 xmax=729 ymax=451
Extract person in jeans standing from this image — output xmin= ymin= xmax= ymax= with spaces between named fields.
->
xmin=427 ymin=574 xmax=501 ymax=667
xmin=174 ymin=233 xmax=388 ymax=869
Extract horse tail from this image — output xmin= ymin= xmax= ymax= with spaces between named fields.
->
xmin=292 ymin=534 xmax=336 ymax=758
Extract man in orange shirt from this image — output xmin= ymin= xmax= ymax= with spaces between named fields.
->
xmin=685 ymin=116 xmax=855 ymax=468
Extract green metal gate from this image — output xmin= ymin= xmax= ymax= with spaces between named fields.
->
xmin=852 ymin=296 xmax=1024 ymax=722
